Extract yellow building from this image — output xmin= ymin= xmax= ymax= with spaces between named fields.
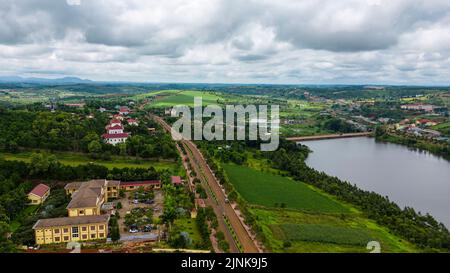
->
xmin=33 ymin=215 xmax=109 ymax=245
xmin=28 ymin=184 xmax=50 ymax=205
xmin=33 ymin=180 xmax=120 ymax=245
xmin=120 ymin=180 xmax=161 ymax=191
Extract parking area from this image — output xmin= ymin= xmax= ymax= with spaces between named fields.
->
xmin=116 ymin=190 xmax=164 ymax=241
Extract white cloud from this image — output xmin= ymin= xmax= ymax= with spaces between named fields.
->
xmin=0 ymin=0 xmax=450 ymax=84
xmin=66 ymin=0 xmax=81 ymax=6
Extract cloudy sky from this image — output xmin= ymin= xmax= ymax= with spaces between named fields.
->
xmin=1 ymin=0 xmax=450 ymax=84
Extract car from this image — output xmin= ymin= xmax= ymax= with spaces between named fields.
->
xmin=133 ymin=199 xmax=139 ymax=204
xmin=145 ymin=199 xmax=154 ymax=204
xmin=129 ymin=228 xmax=139 ymax=233
xmin=143 ymin=225 xmax=152 ymax=232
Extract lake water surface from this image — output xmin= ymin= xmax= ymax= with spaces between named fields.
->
xmin=303 ymin=137 xmax=450 ymax=228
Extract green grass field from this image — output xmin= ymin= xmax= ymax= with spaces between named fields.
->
xmin=223 ymin=164 xmax=350 ymax=213
xmin=149 ymin=90 xmax=223 ymax=108
xmin=250 ymin=208 xmax=417 ymax=253
xmin=172 ymin=218 xmax=203 ymax=247
xmin=0 ymin=151 xmax=179 ymax=170
xmin=432 ymin=121 xmax=450 ymax=136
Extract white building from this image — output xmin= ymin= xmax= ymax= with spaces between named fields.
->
xmin=102 ymin=133 xmax=129 ymax=145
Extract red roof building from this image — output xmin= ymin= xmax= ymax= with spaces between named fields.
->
xmin=127 ymin=118 xmax=138 ymax=125
xmin=120 ymin=180 xmax=161 ymax=190
xmin=110 ymin=119 xmax=122 ymax=125
xmin=171 ymin=176 xmax=182 ymax=185
xmin=28 ymin=184 xmax=50 ymax=205
xmin=102 ymin=133 xmax=129 ymax=139
xmin=109 ymin=124 xmax=123 ymax=130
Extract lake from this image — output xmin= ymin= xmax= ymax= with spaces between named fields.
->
xmin=303 ymin=137 xmax=450 ymax=228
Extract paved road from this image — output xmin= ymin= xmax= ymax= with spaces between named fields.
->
xmin=181 ymin=141 xmax=240 ymax=253
xmin=286 ymin=132 xmax=371 ymax=142
xmin=152 ymin=114 xmax=260 ymax=253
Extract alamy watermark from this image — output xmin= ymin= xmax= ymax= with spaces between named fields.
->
xmin=170 ymin=97 xmax=280 ymax=151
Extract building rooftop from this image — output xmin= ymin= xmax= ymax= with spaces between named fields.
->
xmin=102 ymin=133 xmax=129 ymax=139
xmin=171 ymin=176 xmax=182 ymax=185
xmin=121 ymin=180 xmax=161 ymax=187
xmin=33 ymin=215 xmax=110 ymax=229
xmin=29 ymin=184 xmax=50 ymax=198
xmin=66 ymin=180 xmax=107 ymax=209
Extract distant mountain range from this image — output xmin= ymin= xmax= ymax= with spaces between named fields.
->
xmin=0 ymin=76 xmax=93 ymax=85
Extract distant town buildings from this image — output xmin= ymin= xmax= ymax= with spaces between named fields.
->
xmin=401 ymin=104 xmax=436 ymax=112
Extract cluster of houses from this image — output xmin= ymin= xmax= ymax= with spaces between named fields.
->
xmin=400 ymin=104 xmax=436 ymax=112
xmin=394 ymin=118 xmax=442 ymax=139
xmin=101 ymin=106 xmax=138 ymax=145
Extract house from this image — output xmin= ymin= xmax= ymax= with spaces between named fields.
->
xmin=422 ymin=129 xmax=441 ymax=138
xmin=64 ymin=103 xmax=85 ymax=108
xmin=113 ymin=114 xmax=124 ymax=121
xmin=416 ymin=119 xmax=438 ymax=127
xmin=127 ymin=118 xmax=139 ymax=126
xmin=33 ymin=215 xmax=109 ymax=245
xmin=102 ymin=133 xmax=129 ymax=145
xmin=28 ymin=184 xmax=50 ymax=205
xmin=107 ymin=124 xmax=124 ymax=134
xmin=119 ymin=106 xmax=130 ymax=115
xmin=103 ymin=118 xmax=130 ymax=145
xmin=120 ymin=180 xmax=162 ymax=191
xmin=171 ymin=176 xmax=183 ymax=186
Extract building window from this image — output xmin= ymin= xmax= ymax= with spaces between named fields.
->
xmin=72 ymin=226 xmax=79 ymax=236
xmin=54 ymin=237 xmax=60 ymax=242
xmin=82 ymin=227 xmax=87 ymax=232
xmin=82 ymin=234 xmax=87 ymax=240
xmin=54 ymin=229 xmax=60 ymax=234
xmin=90 ymin=234 xmax=96 ymax=239
xmin=99 ymin=225 xmax=104 ymax=230
xmin=64 ymin=236 xmax=69 ymax=241
xmin=99 ymin=233 xmax=104 ymax=238
xmin=79 ymin=210 xmax=84 ymax=215
xmin=63 ymin=228 xmax=69 ymax=233
xmin=90 ymin=226 xmax=96 ymax=231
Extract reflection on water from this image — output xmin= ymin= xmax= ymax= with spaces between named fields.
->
xmin=303 ymin=137 xmax=450 ymax=228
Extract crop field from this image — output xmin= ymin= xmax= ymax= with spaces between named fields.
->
xmin=432 ymin=121 xmax=450 ymax=136
xmin=0 ymin=151 xmax=179 ymax=171
xmin=149 ymin=90 xmax=223 ymax=108
xmin=271 ymin=224 xmax=372 ymax=246
xmin=223 ymin=164 xmax=350 ymax=213
xmin=250 ymin=208 xmax=417 ymax=253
